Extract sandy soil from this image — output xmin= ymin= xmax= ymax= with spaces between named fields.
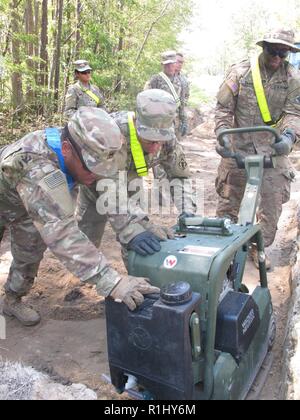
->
xmin=0 ymin=112 xmax=298 ymax=400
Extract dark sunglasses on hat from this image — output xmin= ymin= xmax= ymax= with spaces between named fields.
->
xmin=265 ymin=44 xmax=290 ymax=58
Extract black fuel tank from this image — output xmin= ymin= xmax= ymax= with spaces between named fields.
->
xmin=105 ymin=282 xmax=201 ymax=400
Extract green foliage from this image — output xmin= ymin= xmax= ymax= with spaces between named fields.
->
xmin=0 ymin=0 xmax=195 ymax=125
xmin=188 ymin=84 xmax=211 ymax=108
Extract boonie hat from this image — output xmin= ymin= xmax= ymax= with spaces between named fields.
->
xmin=257 ymin=28 xmax=300 ymax=52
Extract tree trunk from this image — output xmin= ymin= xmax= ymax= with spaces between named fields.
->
xmin=34 ymin=0 xmax=40 ymax=84
xmin=75 ymin=0 xmax=82 ymax=56
xmin=114 ymin=1 xmax=124 ymax=93
xmin=10 ymin=0 xmax=23 ymax=114
xmin=40 ymin=0 xmax=48 ymax=88
xmin=49 ymin=0 xmax=58 ymax=91
xmin=25 ymin=0 xmax=35 ymax=102
xmin=53 ymin=0 xmax=63 ymax=105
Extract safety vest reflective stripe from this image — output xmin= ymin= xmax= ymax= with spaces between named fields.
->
xmin=81 ymin=88 xmax=101 ymax=105
xmin=251 ymin=55 xmax=277 ymax=127
xmin=128 ymin=112 xmax=148 ymax=177
xmin=159 ymin=72 xmax=181 ymax=108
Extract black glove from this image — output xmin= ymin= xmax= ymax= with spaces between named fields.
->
xmin=128 ymin=231 xmax=161 ymax=256
xmin=271 ymin=128 xmax=296 ymax=156
xmin=180 ymin=121 xmax=188 ymax=137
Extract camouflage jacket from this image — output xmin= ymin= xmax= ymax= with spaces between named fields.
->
xmin=215 ymin=54 xmax=300 ymax=170
xmin=0 ymin=130 xmax=123 ymax=295
xmin=177 ymin=72 xmax=190 ymax=106
xmin=64 ymin=81 xmax=105 ymax=120
xmin=144 ymin=73 xmax=187 ymax=125
xmin=110 ymin=111 xmax=195 ymax=215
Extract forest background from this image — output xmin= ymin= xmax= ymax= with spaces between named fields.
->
xmin=1 ymin=0 xmax=300 ymax=144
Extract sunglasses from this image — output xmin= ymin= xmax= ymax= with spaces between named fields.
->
xmin=79 ymin=70 xmax=91 ymax=75
xmin=265 ymin=44 xmax=290 ymax=59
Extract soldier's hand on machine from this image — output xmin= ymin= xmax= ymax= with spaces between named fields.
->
xmin=109 ymin=275 xmax=160 ymax=311
xmin=140 ymin=218 xmax=175 ymax=241
xmin=271 ymin=128 xmax=296 ymax=156
xmin=215 ymin=127 xmax=234 ymax=158
xmin=178 ymin=211 xmax=195 ymax=222
xmin=128 ymin=231 xmax=161 ymax=256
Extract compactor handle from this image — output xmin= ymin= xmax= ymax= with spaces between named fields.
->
xmin=217 ymin=126 xmax=281 ymax=169
xmin=217 ymin=126 xmax=281 ymax=146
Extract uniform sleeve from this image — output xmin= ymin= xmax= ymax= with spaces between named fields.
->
xmin=280 ymin=74 xmax=300 ymax=142
xmin=179 ymin=101 xmax=188 ymax=125
xmin=144 ymin=75 xmax=158 ymax=90
xmin=185 ymin=78 xmax=190 ymax=105
xmin=63 ymin=85 xmax=78 ymax=120
xmin=16 ymin=165 xmax=119 ymax=296
xmin=215 ymin=66 xmax=240 ymax=132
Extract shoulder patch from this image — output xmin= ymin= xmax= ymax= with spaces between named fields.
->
xmin=226 ymin=79 xmax=239 ymax=95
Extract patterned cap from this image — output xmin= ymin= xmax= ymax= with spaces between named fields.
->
xmin=136 ymin=89 xmax=176 ymax=142
xmin=257 ymin=29 xmax=300 ymax=52
xmin=161 ymin=50 xmax=177 ymax=65
xmin=74 ymin=60 xmax=92 ymax=72
xmin=68 ymin=107 xmax=123 ymax=176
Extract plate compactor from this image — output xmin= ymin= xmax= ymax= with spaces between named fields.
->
xmin=105 ymin=127 xmax=278 ymax=400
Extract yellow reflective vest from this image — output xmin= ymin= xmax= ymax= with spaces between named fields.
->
xmin=251 ymin=55 xmax=280 ymax=127
xmin=128 ymin=112 xmax=148 ymax=177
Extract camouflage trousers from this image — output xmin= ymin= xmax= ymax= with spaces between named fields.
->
xmin=0 ymin=212 xmax=46 ymax=298
xmin=215 ymin=158 xmax=293 ymax=247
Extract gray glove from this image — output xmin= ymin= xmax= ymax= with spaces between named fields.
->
xmin=140 ymin=219 xmax=175 ymax=241
xmin=272 ymin=128 xmax=296 ymax=156
xmin=109 ymin=276 xmax=160 ymax=311
xmin=215 ymin=128 xmax=234 ymax=158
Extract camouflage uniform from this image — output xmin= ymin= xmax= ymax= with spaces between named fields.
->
xmin=215 ymin=49 xmax=300 ymax=247
xmin=77 ymin=90 xmax=195 ymax=252
xmin=64 ymin=80 xmax=105 ymax=120
xmin=145 ymin=74 xmax=187 ymax=140
xmin=177 ymin=72 xmax=190 ymax=106
xmin=144 ymin=50 xmax=187 ymax=141
xmin=0 ymin=110 xmax=131 ymax=300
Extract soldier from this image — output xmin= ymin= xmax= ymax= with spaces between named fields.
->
xmin=144 ymin=51 xmax=188 ymax=140
xmin=214 ymin=28 xmax=300 ymax=269
xmin=77 ymin=89 xmax=196 ymax=258
xmin=63 ymin=60 xmax=105 ymax=120
xmin=0 ymin=107 xmax=159 ymax=326
xmin=175 ymin=52 xmax=190 ymax=110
